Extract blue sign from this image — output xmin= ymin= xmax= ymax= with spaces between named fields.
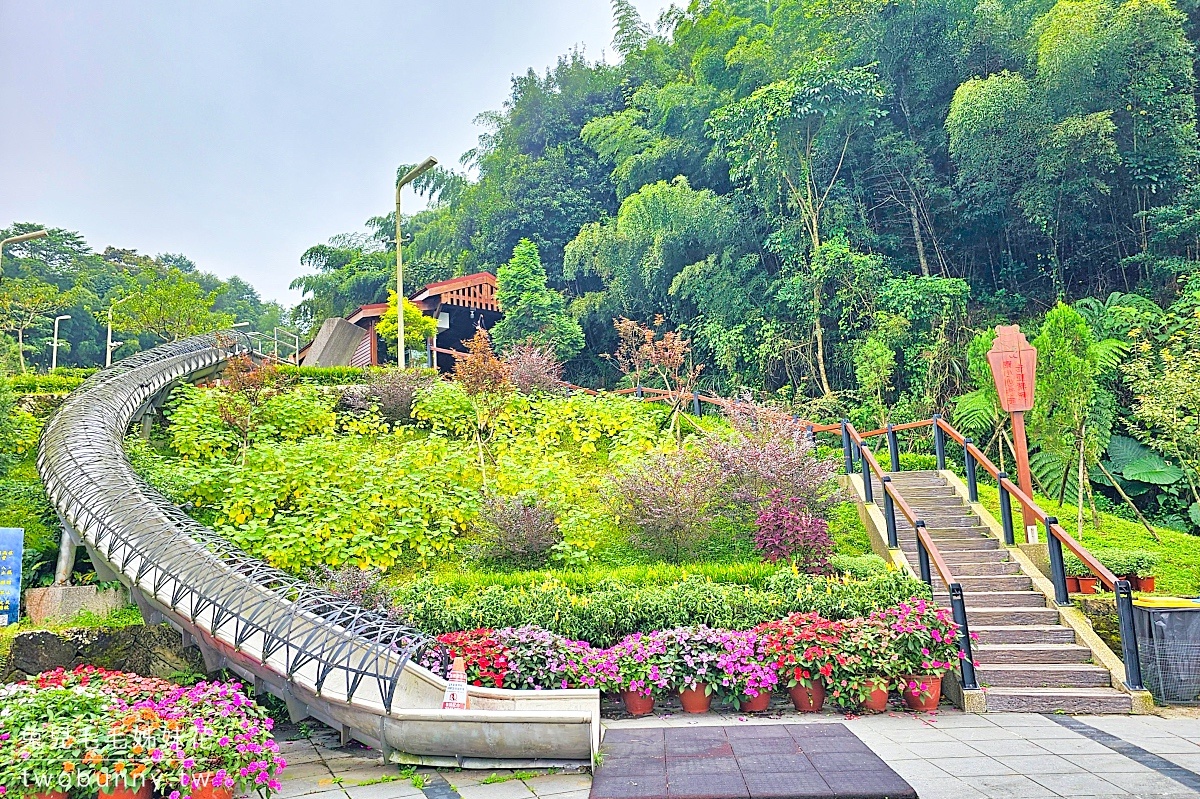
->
xmin=0 ymin=528 xmax=22 ymax=626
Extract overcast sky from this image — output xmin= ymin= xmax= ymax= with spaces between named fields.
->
xmin=0 ymin=1 xmax=667 ymax=304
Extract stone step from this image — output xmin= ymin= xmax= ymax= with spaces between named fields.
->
xmin=975 ymin=662 xmax=1112 ymax=688
xmin=970 ymin=625 xmax=1077 ymax=645
xmin=906 ymin=524 xmax=992 ymax=537
xmin=927 ymin=548 xmax=1012 ymax=564
xmin=933 ymin=591 xmax=1048 ymax=608
xmin=973 ymin=643 xmax=1093 ymax=665
xmin=966 ymin=607 xmax=1062 ymax=626
xmin=904 ymin=536 xmax=999 ymax=551
xmin=942 ymin=560 xmax=1022 ymax=576
xmin=914 ymin=514 xmax=983 ymax=528
xmin=871 ymin=483 xmax=962 ymax=501
xmin=933 ymin=575 xmax=1033 ymax=592
xmin=983 ymin=687 xmax=1133 ymax=713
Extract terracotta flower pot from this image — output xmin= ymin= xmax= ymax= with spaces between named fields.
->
xmin=621 ymin=690 xmax=655 ymax=716
xmin=1065 ymin=576 xmax=1080 ymax=593
xmin=788 ymin=682 xmax=826 ymax=712
xmin=901 ymin=675 xmax=942 ymax=711
xmin=1136 ymin=575 xmax=1156 ymax=593
xmin=860 ymin=678 xmax=889 ymax=713
xmin=101 ymin=782 xmax=153 ymax=799
xmin=739 ymin=691 xmax=771 ymax=712
xmin=679 ymin=684 xmax=712 ymax=713
xmin=1077 ymin=576 xmax=1098 ymax=594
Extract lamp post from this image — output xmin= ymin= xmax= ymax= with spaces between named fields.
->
xmin=106 ymin=294 xmax=135 ymax=367
xmin=51 ymin=314 xmax=71 ymax=371
xmin=0 ymin=229 xmax=49 ymax=283
xmin=395 ymin=157 xmax=437 ymax=369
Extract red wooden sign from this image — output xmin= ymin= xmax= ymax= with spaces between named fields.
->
xmin=986 ymin=325 xmax=1037 ymax=413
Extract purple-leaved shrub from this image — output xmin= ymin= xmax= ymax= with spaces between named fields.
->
xmin=476 ymin=491 xmax=562 ymax=567
xmin=753 ymin=490 xmax=833 ymax=573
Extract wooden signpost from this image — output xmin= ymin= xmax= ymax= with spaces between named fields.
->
xmin=986 ymin=326 xmax=1039 ymax=540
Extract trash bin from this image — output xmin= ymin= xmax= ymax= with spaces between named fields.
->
xmin=1134 ymin=597 xmax=1200 ymax=705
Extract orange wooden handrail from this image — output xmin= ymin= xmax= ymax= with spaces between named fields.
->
xmin=858 ymin=418 xmax=935 ymax=439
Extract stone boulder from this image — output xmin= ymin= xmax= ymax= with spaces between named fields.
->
xmin=1 ymin=624 xmax=209 ymax=683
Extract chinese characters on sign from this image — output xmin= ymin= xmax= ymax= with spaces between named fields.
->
xmin=0 ymin=528 xmax=23 ymax=626
xmin=986 ymin=325 xmax=1037 ymax=413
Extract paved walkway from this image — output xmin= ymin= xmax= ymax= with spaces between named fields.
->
xmin=276 ymin=708 xmax=1200 ymax=799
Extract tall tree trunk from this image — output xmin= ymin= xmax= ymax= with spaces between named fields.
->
xmin=812 ymin=281 xmax=832 ymax=397
xmin=910 ymin=203 xmax=930 ymax=277
xmin=16 ymin=328 xmax=25 ymax=373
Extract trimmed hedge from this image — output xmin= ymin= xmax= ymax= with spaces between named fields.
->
xmin=4 ymin=374 xmax=86 ymax=394
xmin=391 ymin=570 xmax=927 ymax=647
xmin=275 ymin=365 xmax=369 ymax=385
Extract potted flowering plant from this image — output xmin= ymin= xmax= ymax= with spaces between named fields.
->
xmin=826 ymin=617 xmax=899 ymax=712
xmin=873 ymin=599 xmax=965 ymax=711
xmin=0 ymin=683 xmax=111 ymax=799
xmin=657 ymin=626 xmax=726 ymax=713
xmin=418 ymin=628 xmax=511 ymax=688
xmin=756 ymin=613 xmax=843 ymax=712
xmin=711 ymin=629 xmax=777 ymax=712
xmin=597 ymin=631 xmax=674 ymax=716
xmin=494 ymin=626 xmax=597 ymax=690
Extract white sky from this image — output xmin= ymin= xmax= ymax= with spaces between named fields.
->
xmin=0 ymin=0 xmax=668 ymax=303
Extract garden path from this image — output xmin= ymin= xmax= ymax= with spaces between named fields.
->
xmin=275 ymin=709 xmax=1200 ymax=799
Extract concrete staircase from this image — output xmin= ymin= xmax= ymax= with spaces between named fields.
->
xmin=868 ymin=470 xmax=1133 ymax=713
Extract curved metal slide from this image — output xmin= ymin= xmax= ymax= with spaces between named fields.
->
xmin=37 ymin=334 xmax=599 ymax=768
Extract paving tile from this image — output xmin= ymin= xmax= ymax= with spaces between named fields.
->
xmin=664 ymin=740 xmax=735 ymax=758
xmin=1025 ymin=735 xmax=1113 ymax=755
xmin=894 ymin=740 xmax=979 ymax=759
xmin=891 ymin=776 xmax=985 ymax=799
xmin=957 ymin=774 xmax=1057 ymax=799
xmin=739 ymin=770 xmax=832 ymax=799
xmin=731 ymin=754 xmax=816 ymax=773
xmin=1158 ymin=752 xmax=1200 ymax=771
xmin=925 ymin=756 xmax=1016 ymax=777
xmin=595 ymin=756 xmax=665 ymax=777
xmin=329 ymin=767 xmax=395 ymax=785
xmin=520 ymin=772 xmax=592 ymax=797
xmin=1028 ymin=772 xmax=1131 ymax=796
xmin=280 ymin=761 xmax=336 ymax=782
xmin=589 ymin=772 xmax=669 ymax=799
xmin=946 ymin=726 xmax=1023 ymax=742
xmin=1062 ymin=753 xmax=1156 ymax=773
xmin=1088 ymin=770 xmax=1194 ymax=795
xmin=1134 ymin=738 xmax=1200 ymax=755
xmin=859 ymin=742 xmax=922 ymax=762
xmin=344 ymin=782 xmax=424 ymax=799
xmin=665 ymin=757 xmax=741 ymax=778
xmin=457 ymin=779 xmax=536 ymax=799
xmin=730 ymin=737 xmax=802 ymax=756
xmin=964 ymin=738 xmax=1052 ymax=757
xmin=537 ymin=791 xmax=588 ymax=799
xmin=992 ymin=754 xmax=1084 ymax=775
xmin=276 ymin=782 xmax=344 ymax=799
xmin=667 ymin=772 xmax=749 ymax=799
xmin=818 ymin=767 xmax=915 ymax=798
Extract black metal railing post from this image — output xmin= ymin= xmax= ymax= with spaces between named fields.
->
xmin=887 ymin=424 xmax=900 ymax=472
xmin=949 ymin=583 xmax=978 ymax=690
xmin=861 ymin=443 xmax=874 ymax=503
xmin=635 ymin=384 xmax=643 ymax=399
xmin=841 ymin=420 xmax=853 ymax=475
xmin=806 ymin=424 xmax=816 ymax=447
xmin=1045 ymin=516 xmax=1070 ymax=605
xmin=882 ymin=476 xmax=899 ymax=549
xmin=692 ymin=394 xmax=702 ymax=416
xmin=997 ymin=474 xmax=1015 ymax=546
xmin=915 ymin=521 xmax=932 ymax=587
xmin=933 ymin=414 xmax=946 ymax=470
xmin=1115 ymin=579 xmax=1145 ymax=691
xmin=964 ymin=438 xmax=978 ymax=502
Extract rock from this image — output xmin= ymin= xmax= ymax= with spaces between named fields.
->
xmin=1 ymin=624 xmax=209 ymax=683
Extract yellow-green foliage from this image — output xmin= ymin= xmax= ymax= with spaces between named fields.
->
xmin=976 ymin=484 xmax=1200 ymax=595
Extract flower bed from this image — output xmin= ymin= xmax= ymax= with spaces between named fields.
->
xmin=413 ymin=599 xmax=968 ymax=714
xmin=0 ymin=666 xmax=285 ymax=799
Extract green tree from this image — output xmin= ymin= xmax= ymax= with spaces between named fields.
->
xmin=111 ymin=270 xmax=234 ymax=342
xmin=493 ymin=239 xmax=584 ymax=361
xmin=375 ymin=290 xmax=438 ymax=359
xmin=0 ymin=277 xmax=66 ymax=372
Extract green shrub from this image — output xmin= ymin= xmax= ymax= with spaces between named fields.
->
xmin=1095 ymin=548 xmax=1160 ymax=577
xmin=3 ymin=373 xmax=86 ymax=394
xmin=830 ymin=553 xmax=888 ymax=578
xmin=275 ymin=365 xmax=369 ymax=385
xmin=391 ymin=571 xmax=928 ymax=646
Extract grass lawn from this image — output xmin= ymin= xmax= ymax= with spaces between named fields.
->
xmin=976 ymin=483 xmax=1200 ymax=596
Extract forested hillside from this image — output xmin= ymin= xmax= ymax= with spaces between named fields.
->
xmin=0 ymin=222 xmax=285 ymax=371
xmin=292 ymin=0 xmax=1200 ymax=535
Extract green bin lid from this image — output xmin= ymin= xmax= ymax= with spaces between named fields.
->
xmin=1133 ymin=596 xmax=1200 ymax=609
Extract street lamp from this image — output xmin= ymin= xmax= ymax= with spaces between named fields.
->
xmin=395 ymin=157 xmax=437 ymax=369
xmin=231 ymin=321 xmax=250 ymax=329
xmin=0 ymin=229 xmax=48 ymax=282
xmin=51 ymin=314 xmax=71 ymax=371
xmin=106 ymin=294 xmax=135 ymax=367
